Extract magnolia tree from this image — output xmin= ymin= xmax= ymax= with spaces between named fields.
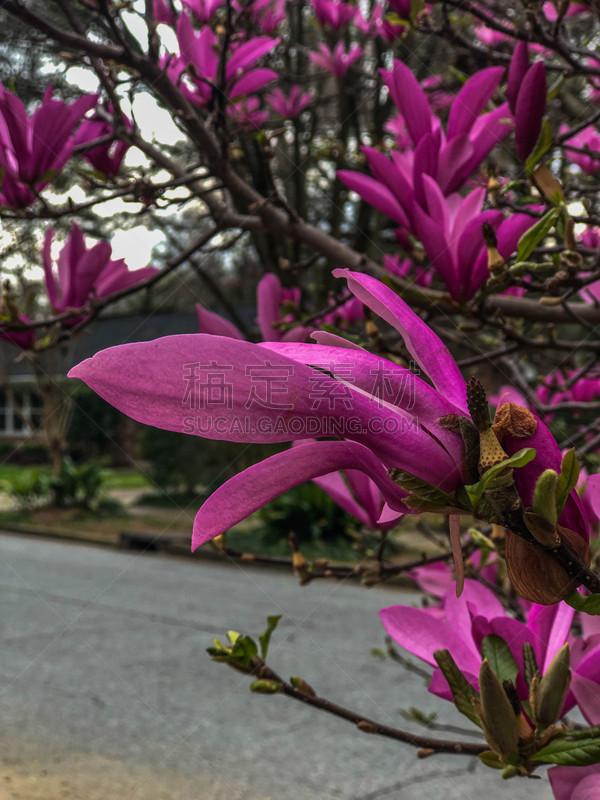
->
xmin=3 ymin=0 xmax=600 ymax=793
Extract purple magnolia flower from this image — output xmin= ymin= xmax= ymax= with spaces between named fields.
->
xmin=74 ymin=105 xmax=132 ymax=177
xmin=0 ymin=314 xmax=35 ymax=350
xmin=0 ymin=84 xmax=97 ymax=208
xmin=166 ymin=15 xmax=278 ymax=109
xmin=197 ymin=273 xmax=310 ymax=342
xmin=309 ymin=43 xmax=363 ymax=78
xmin=68 ymin=269 xmax=589 ymax=564
xmin=561 ymin=124 xmax=600 ymax=174
xmin=311 ymin=0 xmax=356 ymax=30
xmin=355 ymin=3 xmax=406 ymax=42
xmin=267 ymin=86 xmax=313 ymax=119
xmin=408 ymin=550 xmax=499 ymax=599
xmin=69 ymin=270 xmax=472 ymax=549
xmin=43 ymin=222 xmax=158 ymax=318
xmin=550 ymin=765 xmax=600 ymax=800
xmin=153 ymin=0 xmax=175 ymax=24
xmin=338 ymin=62 xmax=524 ymax=300
xmin=238 ymin=0 xmax=286 ymax=34
xmin=507 ymin=42 xmax=547 ymax=162
xmin=181 ymin=0 xmax=225 ymax=24
xmin=381 ymin=579 xmax=600 ymax=717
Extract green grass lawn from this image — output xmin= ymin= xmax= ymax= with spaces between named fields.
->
xmin=0 ymin=464 xmax=150 ymax=490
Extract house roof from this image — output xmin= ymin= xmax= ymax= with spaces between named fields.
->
xmin=0 ymin=312 xmax=200 ymax=381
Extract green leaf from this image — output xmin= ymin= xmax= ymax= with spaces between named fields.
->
xmin=525 ymin=117 xmax=553 ymax=175
xmin=230 ymin=635 xmax=258 ymax=667
xmin=480 ymin=635 xmax=519 ymax=685
xmin=564 ymin=591 xmax=600 ymax=616
xmin=258 ymin=615 xmax=282 ymax=660
xmin=555 ymin=449 xmax=580 ymax=515
xmin=478 ymin=750 xmax=504 ymax=769
xmin=515 ymin=208 xmax=560 ymax=262
xmin=389 ymin=470 xmax=469 ymax=511
xmin=465 ymin=448 xmax=537 ymax=503
xmin=433 ymin=649 xmax=482 ymax=728
xmin=535 ymin=737 xmax=600 ymax=766
xmin=522 ymin=643 xmax=539 ymax=690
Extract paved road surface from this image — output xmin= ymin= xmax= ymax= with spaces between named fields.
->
xmin=0 ymin=533 xmax=550 ymax=800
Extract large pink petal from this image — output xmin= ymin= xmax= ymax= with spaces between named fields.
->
xmin=383 ymin=61 xmax=432 ymax=146
xmin=192 ymin=440 xmax=408 ymax=548
xmin=507 ymin=41 xmax=529 ymax=114
xmin=334 ymin=269 xmax=468 ymax=411
xmin=69 ymin=334 xmax=457 ymax=484
xmin=447 ymin=66 xmax=504 ymax=140
xmin=380 ymin=605 xmax=477 ymax=674
xmin=527 ymin=602 xmax=575 ymax=673
xmin=337 ymin=171 xmax=409 ymax=227
xmin=515 ymin=62 xmax=546 ymax=161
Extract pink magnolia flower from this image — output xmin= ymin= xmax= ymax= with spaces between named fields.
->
xmin=507 ymin=42 xmax=547 ymax=162
xmin=383 ymin=253 xmax=433 ymax=289
xmin=543 ymin=0 xmax=589 ymax=19
xmin=197 ymin=273 xmax=310 ymax=342
xmin=239 ymin=0 xmax=286 ymax=34
xmin=0 ymin=84 xmax=97 ymax=208
xmin=43 ymin=222 xmax=158 ymax=318
xmin=355 ymin=3 xmax=406 ymax=41
xmin=309 ymin=43 xmax=363 ymax=78
xmin=407 ymin=181 xmax=535 ymax=300
xmin=550 ymin=765 xmax=600 ymax=800
xmin=181 ymin=0 xmax=225 ymax=24
xmin=0 ymin=314 xmax=35 ymax=350
xmin=74 ymin=106 xmax=132 ymax=177
xmin=167 ymin=15 xmax=278 ymax=109
xmin=381 ymin=579 xmax=600 ymax=717
xmin=69 ymin=270 xmax=589 ymax=559
xmin=267 ymin=86 xmax=313 ymax=119
xmin=311 ymin=0 xmax=356 ymax=30
xmin=561 ymin=124 xmax=600 ymax=174
xmin=153 ymin=0 xmax=175 ymax=24
xmin=339 ymin=61 xmax=513 ymax=238
xmin=228 ymin=97 xmax=269 ymax=129
xmin=473 ymin=24 xmax=509 ymax=47
xmin=408 ymin=550 xmax=499 ymax=599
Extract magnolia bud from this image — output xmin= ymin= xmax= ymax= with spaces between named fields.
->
xmin=532 ymin=644 xmax=571 ymax=727
xmin=479 ymin=660 xmax=520 ymax=761
xmin=505 ymin=526 xmax=591 ymax=604
xmin=250 ymin=680 xmax=282 ymax=694
xmin=531 ymin=469 xmax=559 ymax=528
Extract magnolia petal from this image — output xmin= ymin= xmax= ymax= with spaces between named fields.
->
xmin=333 ymin=269 xmax=468 ymax=411
xmin=196 ymin=305 xmax=243 ymax=339
xmin=338 ymin=171 xmax=409 ymax=227
xmin=192 ymin=439 xmax=408 ymax=549
xmin=447 ymin=66 xmax=504 ymax=140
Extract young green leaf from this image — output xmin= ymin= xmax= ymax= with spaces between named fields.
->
xmin=525 ymin=117 xmax=553 ymax=175
xmin=564 ymin=591 xmax=600 ymax=616
xmin=433 ymin=649 xmax=482 ymax=727
xmin=534 ymin=737 xmax=600 ymax=766
xmin=259 ymin=615 xmax=282 ymax=660
xmin=555 ymin=449 xmax=580 ymax=515
xmin=481 ymin=635 xmax=520 ymax=685
xmin=515 ymin=208 xmax=560 ymax=263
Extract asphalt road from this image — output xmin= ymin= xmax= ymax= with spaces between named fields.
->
xmin=0 ymin=533 xmax=550 ymax=800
